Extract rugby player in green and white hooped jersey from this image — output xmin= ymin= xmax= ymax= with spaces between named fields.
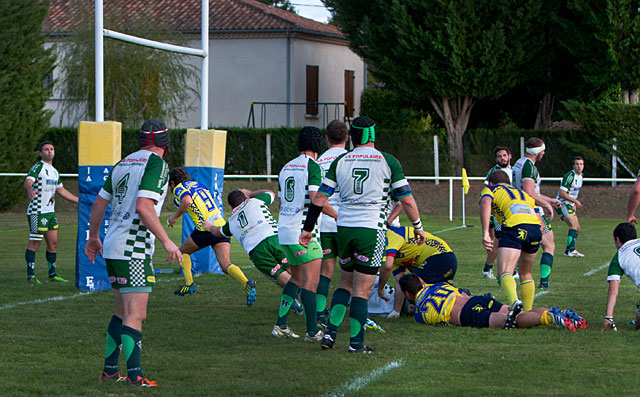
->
xmin=300 ymin=116 xmax=426 ymax=353
xmin=24 ymin=141 xmax=78 ymax=285
xmin=315 ymin=120 xmax=349 ymax=326
xmin=512 ymin=137 xmax=561 ymax=290
xmin=85 ymin=120 xmax=182 ymax=387
xmin=481 ymin=146 xmax=512 ymax=280
xmin=555 ymin=156 xmax=585 ymax=257
xmin=274 ymin=126 xmax=337 ymax=342
xmin=603 ymin=223 xmax=640 ymax=332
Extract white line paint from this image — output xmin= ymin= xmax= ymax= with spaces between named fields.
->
xmin=0 ymin=292 xmax=93 ymax=311
xmin=535 ymin=290 xmax=550 ymax=299
xmin=325 ymin=359 xmax=405 ymax=397
xmin=584 ymin=263 xmax=609 ymax=277
xmin=433 ymin=225 xmax=467 ymax=234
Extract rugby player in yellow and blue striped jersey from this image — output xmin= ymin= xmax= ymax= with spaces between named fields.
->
xmin=480 ymin=171 xmax=541 ymax=311
xmin=167 ymin=168 xmax=255 ymax=305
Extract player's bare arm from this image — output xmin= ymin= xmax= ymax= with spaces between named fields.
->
xmin=168 ymin=194 xmax=191 ymax=227
xmin=386 ymin=202 xmax=403 ymax=226
xmin=377 ymin=255 xmax=395 ymax=302
xmin=24 ymin=178 xmax=36 ymax=200
xmin=311 ymin=190 xmax=337 ymax=220
xmin=85 ymin=196 xmax=110 ymax=263
xmin=626 ymin=179 xmax=640 ymax=224
xmin=299 ymin=192 xmax=329 ymax=247
xmin=602 ymin=279 xmax=620 ymax=332
xmin=136 ymin=197 xmax=182 ymax=265
xmin=480 ymin=196 xmax=494 ymax=251
xmin=56 ymin=186 xmax=79 ymax=204
xmin=398 ymin=195 xmax=426 ymax=244
xmin=202 ymin=220 xmax=223 ymax=238
xmin=559 ymin=189 xmax=581 ymax=209
xmin=522 ymin=178 xmax=557 ymax=220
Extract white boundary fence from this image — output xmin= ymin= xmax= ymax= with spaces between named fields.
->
xmin=2 ymin=173 xmax=636 ymax=223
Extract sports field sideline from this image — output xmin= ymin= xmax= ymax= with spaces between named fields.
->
xmin=1 ymin=193 xmax=638 ymax=395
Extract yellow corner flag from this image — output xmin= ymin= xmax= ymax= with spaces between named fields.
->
xmin=462 ymin=168 xmax=470 ymax=195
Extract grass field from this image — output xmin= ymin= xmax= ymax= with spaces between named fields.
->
xmin=1 ymin=206 xmax=639 ymax=396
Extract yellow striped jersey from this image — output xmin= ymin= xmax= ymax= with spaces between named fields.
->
xmin=480 ymin=183 xmax=540 ymax=227
xmin=386 ymin=226 xmax=452 ymax=272
xmin=413 ymin=282 xmax=461 ymax=325
xmin=173 ymin=181 xmax=225 ymax=231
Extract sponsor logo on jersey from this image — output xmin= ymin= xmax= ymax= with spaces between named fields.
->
xmin=147 ymin=276 xmax=155 ymax=283
xmin=270 ymin=264 xmax=282 ymax=276
xmin=294 ymin=249 xmax=307 ymax=257
xmin=109 ymin=276 xmax=116 ymax=283
xmin=117 ymin=277 xmax=127 ymax=285
xmin=122 ymin=212 xmax=130 ymax=220
xmin=322 ymin=248 xmax=332 ymax=255
xmin=339 ymin=257 xmax=352 ymax=265
xmin=121 ymin=157 xmax=148 ymax=163
xmin=354 ymin=252 xmax=370 ymax=262
xmin=281 ymin=257 xmax=288 ymax=264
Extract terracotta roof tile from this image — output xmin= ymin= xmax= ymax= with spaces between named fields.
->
xmin=44 ymin=0 xmax=343 ymax=37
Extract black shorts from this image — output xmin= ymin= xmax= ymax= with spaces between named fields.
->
xmin=413 ymin=252 xmax=457 ymax=284
xmin=497 ymin=224 xmax=542 ymax=254
xmin=459 ymin=296 xmax=504 ymax=328
xmin=191 ymin=229 xmax=231 ymax=249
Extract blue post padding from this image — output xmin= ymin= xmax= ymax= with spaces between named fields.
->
xmin=183 ymin=166 xmax=225 ymax=274
xmin=75 ymin=166 xmax=113 ymax=291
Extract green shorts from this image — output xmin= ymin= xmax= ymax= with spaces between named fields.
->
xmin=555 ymin=203 xmax=576 ymax=220
xmin=535 ymin=209 xmax=553 ymax=234
xmin=336 ymin=226 xmax=386 ymax=275
xmin=27 ymin=212 xmax=58 ymax=240
xmin=320 ymin=232 xmax=339 ymax=259
xmin=249 ymin=235 xmax=290 ymax=282
xmin=106 ymin=258 xmax=155 ymax=290
xmin=282 ymin=241 xmax=323 ymax=266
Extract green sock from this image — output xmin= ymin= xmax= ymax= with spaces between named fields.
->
xmin=316 ymin=275 xmax=331 ymax=321
xmin=540 ymin=252 xmax=554 ymax=281
xmin=301 ymin=288 xmax=318 ymax=335
xmin=567 ymin=229 xmax=578 ymax=252
xmin=349 ymin=297 xmax=368 ymax=350
xmin=276 ymin=282 xmax=299 ymax=328
xmin=25 ymin=249 xmax=36 ymax=278
xmin=327 ymin=288 xmax=351 ymax=337
xmin=121 ymin=325 xmax=143 ymax=380
xmin=103 ymin=315 xmax=122 ymax=375
xmin=46 ymin=251 xmax=57 ymax=277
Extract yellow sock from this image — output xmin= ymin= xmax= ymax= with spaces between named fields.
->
xmin=499 ymin=274 xmax=518 ymax=305
xmin=225 ymin=264 xmax=249 ymax=286
xmin=181 ymin=254 xmax=193 ymax=285
xmin=520 ymin=279 xmax=535 ymax=311
xmin=540 ymin=311 xmax=552 ymax=325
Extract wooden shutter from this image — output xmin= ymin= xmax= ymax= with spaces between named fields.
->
xmin=306 ymin=65 xmax=319 ymax=115
xmin=344 ymin=70 xmax=354 ymax=118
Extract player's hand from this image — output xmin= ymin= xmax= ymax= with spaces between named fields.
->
xmin=28 ymin=189 xmax=37 ymax=200
xmin=202 ymin=220 xmax=214 ymax=233
xmin=627 ymin=215 xmax=637 ymax=225
xmin=574 ymin=200 xmax=582 ymax=209
xmin=386 ymin=310 xmax=400 ymax=319
xmin=239 ymin=188 xmax=252 ymax=197
xmin=544 ymin=203 xmax=555 ymax=221
xmin=414 ymin=229 xmax=427 ymax=245
xmin=378 ymin=287 xmax=390 ymax=302
xmin=85 ymin=237 xmax=103 ymax=263
xmin=167 ymin=214 xmax=178 ymax=228
xmin=163 ymin=240 xmax=183 ymax=265
xmin=299 ymin=231 xmax=312 ymax=248
xmin=482 ymin=232 xmax=493 ymax=251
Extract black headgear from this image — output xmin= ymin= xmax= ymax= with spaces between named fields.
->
xmin=139 ymin=119 xmax=170 ymax=153
xmin=298 ymin=126 xmax=323 ymax=154
xmin=350 ymin=116 xmax=376 ymax=145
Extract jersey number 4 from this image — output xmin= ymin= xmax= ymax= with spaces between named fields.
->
xmin=352 ymin=168 xmax=370 ymax=195
xmin=115 ymin=173 xmax=130 ymax=204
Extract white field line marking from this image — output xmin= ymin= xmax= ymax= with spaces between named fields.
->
xmin=0 ymin=292 xmax=93 ymax=311
xmin=433 ymin=225 xmax=467 ymax=234
xmin=156 ymin=273 xmax=202 ymax=283
xmin=584 ymin=263 xmax=609 ymax=277
xmin=324 ymin=359 xmax=405 ymax=397
xmin=535 ymin=290 xmax=550 ymax=299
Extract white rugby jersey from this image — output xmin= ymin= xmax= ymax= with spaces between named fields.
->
xmin=98 ymin=150 xmax=169 ymax=261
xmin=317 ymin=147 xmax=347 ymax=233
xmin=319 ymin=146 xmax=411 ymax=230
xmin=484 ymin=164 xmax=513 ymax=185
xmin=221 ymin=193 xmax=278 ymax=254
xmin=278 ymin=154 xmax=322 ymax=245
xmin=556 ymin=170 xmax=583 ymax=205
xmin=512 ymin=157 xmax=541 ymax=211
xmin=26 ymin=161 xmax=62 ymax=215
xmin=607 ymin=239 xmax=640 ymax=289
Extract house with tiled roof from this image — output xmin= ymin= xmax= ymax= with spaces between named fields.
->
xmin=44 ymin=0 xmax=365 ymax=128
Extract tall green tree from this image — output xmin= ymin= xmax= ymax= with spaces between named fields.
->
xmin=606 ymin=0 xmax=640 ymax=103
xmin=256 ymin=0 xmax=296 ymax=12
xmin=323 ymin=0 xmax=544 ymax=170
xmin=57 ymin=1 xmax=199 ymax=127
xmin=0 ymin=0 xmax=56 ymax=210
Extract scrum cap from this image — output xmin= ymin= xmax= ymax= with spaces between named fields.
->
xmin=139 ymin=119 xmax=170 ymax=153
xmin=350 ymin=116 xmax=376 ymax=145
xmin=298 ymin=126 xmax=323 ymax=154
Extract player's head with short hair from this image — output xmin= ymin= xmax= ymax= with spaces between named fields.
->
xmin=399 ymin=273 xmax=423 ymax=303
xmin=613 ymin=222 xmax=637 ymax=248
xmin=227 ymin=190 xmax=247 ymax=209
xmin=38 ymin=141 xmax=55 ymax=162
xmin=139 ymin=119 xmax=170 ymax=156
xmin=572 ymin=155 xmax=585 ymax=174
xmin=488 ymin=169 xmax=510 ymax=185
xmin=39 ymin=141 xmax=54 ymax=151
xmin=493 ymin=146 xmax=511 ymax=168
xmin=493 ymin=146 xmax=510 ymax=156
xmin=169 ymin=168 xmax=190 ymax=189
xmin=298 ymin=126 xmax=323 ymax=154
xmin=350 ymin=116 xmax=376 ymax=146
xmin=573 ymin=156 xmax=584 ymax=164
xmin=326 ymin=120 xmax=348 ymax=145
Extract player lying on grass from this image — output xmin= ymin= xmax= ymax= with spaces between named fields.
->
xmin=399 ymin=274 xmax=588 ymax=331
xmin=377 ymin=225 xmax=457 ymax=319
xmin=603 ymin=223 xmax=640 ymax=332
xmin=480 ymin=171 xmax=541 ymax=311
xmin=167 ymin=168 xmax=255 ymax=305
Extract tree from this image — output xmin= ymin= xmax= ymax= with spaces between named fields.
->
xmin=323 ymin=0 xmax=544 ymax=170
xmin=57 ymin=1 xmax=200 ymax=127
xmin=0 ymin=0 xmax=56 ymax=210
xmin=256 ymin=0 xmax=296 ymax=12
xmin=606 ymin=0 xmax=640 ymax=103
